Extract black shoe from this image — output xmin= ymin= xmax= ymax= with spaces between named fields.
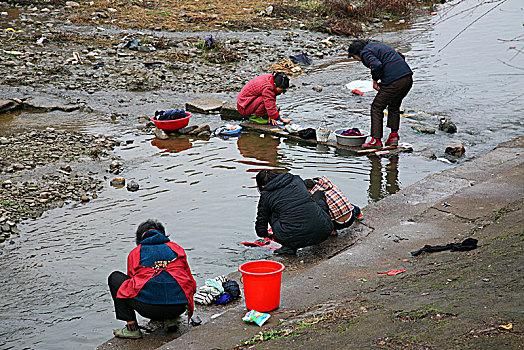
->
xmin=274 ymin=246 xmax=297 ymax=255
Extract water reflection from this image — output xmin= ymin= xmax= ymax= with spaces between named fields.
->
xmin=236 ymin=132 xmax=281 ymax=171
xmin=151 ymin=136 xmax=193 ymax=153
xmin=368 ymin=154 xmax=400 ymax=202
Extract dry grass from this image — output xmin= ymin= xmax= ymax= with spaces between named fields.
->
xmin=274 ymin=0 xmax=418 ymax=36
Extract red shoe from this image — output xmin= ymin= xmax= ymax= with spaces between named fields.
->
xmin=385 ymin=133 xmax=399 ymax=146
xmin=362 ymin=137 xmax=383 ymax=149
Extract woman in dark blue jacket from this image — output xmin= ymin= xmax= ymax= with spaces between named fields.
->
xmin=255 ymin=170 xmax=333 ymax=255
xmin=348 ymin=40 xmax=413 ymax=149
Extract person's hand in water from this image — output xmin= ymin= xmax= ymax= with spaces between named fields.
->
xmin=269 ymin=118 xmax=278 ymax=126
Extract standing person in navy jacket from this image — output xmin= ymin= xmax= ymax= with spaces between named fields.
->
xmin=348 ymin=40 xmax=413 ymax=149
xmin=108 ymin=219 xmax=197 ymax=339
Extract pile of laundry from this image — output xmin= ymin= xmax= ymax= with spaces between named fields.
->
xmin=154 ymin=109 xmax=188 ymax=121
xmin=341 ymin=128 xmax=364 ymax=136
xmin=284 ymin=124 xmax=318 ymax=140
xmin=194 ymin=275 xmax=241 ymax=306
xmin=213 ymin=124 xmax=242 ymax=137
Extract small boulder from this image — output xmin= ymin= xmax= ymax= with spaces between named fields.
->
xmin=126 ymin=180 xmax=139 ymax=192
xmin=176 ymin=125 xmax=198 ymax=135
xmin=445 ymin=142 xmax=466 ymax=157
xmin=155 ymin=128 xmax=169 ymax=140
xmin=61 ymin=164 xmax=72 ymax=172
xmin=109 ymin=160 xmax=122 ymax=173
xmin=110 ymin=176 xmax=125 ymax=186
xmin=439 ymin=118 xmax=457 ymax=133
xmin=188 ymin=124 xmax=211 ymax=135
xmin=2 ymin=180 xmax=12 ymax=188
xmin=185 ymin=98 xmax=223 ymax=114
xmin=197 ymin=131 xmax=211 ymax=138
xmin=312 ymin=86 xmax=323 ymax=92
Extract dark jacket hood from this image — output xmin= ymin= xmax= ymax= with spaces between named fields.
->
xmin=140 ymin=230 xmax=170 ymax=245
xmin=263 ymin=172 xmax=293 ymax=192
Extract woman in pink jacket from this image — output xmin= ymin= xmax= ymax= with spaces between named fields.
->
xmin=237 ymin=72 xmax=291 ymax=125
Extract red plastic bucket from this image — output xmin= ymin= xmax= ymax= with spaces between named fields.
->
xmin=239 ymin=260 xmax=285 ymax=312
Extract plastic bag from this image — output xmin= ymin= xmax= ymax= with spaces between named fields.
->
xmin=243 ymin=310 xmax=270 ymax=326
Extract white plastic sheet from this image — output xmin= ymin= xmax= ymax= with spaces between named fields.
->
xmin=344 ymin=80 xmax=374 ymax=93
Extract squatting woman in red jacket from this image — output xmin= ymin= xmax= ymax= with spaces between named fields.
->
xmin=108 ymin=219 xmax=197 ymax=339
xmin=237 ymin=72 xmax=291 ymax=125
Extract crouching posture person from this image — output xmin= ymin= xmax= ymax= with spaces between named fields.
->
xmin=108 ymin=219 xmax=197 ymax=339
xmin=304 ymin=176 xmax=363 ymax=233
xmin=237 ymin=72 xmax=291 ymax=125
xmin=255 ymin=170 xmax=333 ymax=255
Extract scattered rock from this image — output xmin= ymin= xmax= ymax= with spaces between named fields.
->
xmin=109 ymin=160 xmax=122 ymax=173
xmin=0 ymin=99 xmax=22 ymax=114
xmin=197 ymin=131 xmax=211 ymax=138
xmin=126 ymin=180 xmax=139 ymax=192
xmin=445 ymin=142 xmax=466 ymax=157
xmin=411 ymin=126 xmax=436 ymax=134
xmin=312 ymin=86 xmax=323 ymax=92
xmin=176 ymin=125 xmax=198 ymax=135
xmin=138 ymin=114 xmax=150 ymax=123
xmin=188 ymin=124 xmax=211 ymax=135
xmin=155 ymin=128 xmax=169 ymax=140
xmin=110 ymin=176 xmax=125 ymax=186
xmin=2 ymin=180 xmax=13 ymax=188
xmin=439 ymin=118 xmax=457 ymax=133
xmin=80 ymin=194 xmax=90 ymax=202
xmin=61 ymin=164 xmax=72 ymax=172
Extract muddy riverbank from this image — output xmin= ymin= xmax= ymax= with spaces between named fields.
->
xmin=0 ymin=128 xmax=118 ymax=245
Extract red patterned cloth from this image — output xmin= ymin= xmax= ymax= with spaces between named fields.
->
xmin=309 ymin=176 xmax=354 ymax=220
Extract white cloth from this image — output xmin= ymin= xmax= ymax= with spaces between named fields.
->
xmin=344 ymin=80 xmax=374 ymax=92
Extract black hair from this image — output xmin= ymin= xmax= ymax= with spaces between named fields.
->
xmin=273 ymin=72 xmax=290 ymax=89
xmin=347 ymin=40 xmax=369 ymax=59
xmin=135 ymin=219 xmax=166 ymax=245
xmin=256 ymin=170 xmax=281 ymax=191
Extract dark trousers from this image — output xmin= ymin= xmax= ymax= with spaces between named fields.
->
xmin=108 ymin=271 xmax=186 ymax=322
xmin=370 ymin=74 xmax=413 ymax=139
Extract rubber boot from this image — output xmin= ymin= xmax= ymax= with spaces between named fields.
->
xmin=362 ymin=137 xmax=383 ymax=149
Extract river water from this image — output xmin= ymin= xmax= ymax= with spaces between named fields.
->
xmin=0 ymin=0 xmax=523 ymax=348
